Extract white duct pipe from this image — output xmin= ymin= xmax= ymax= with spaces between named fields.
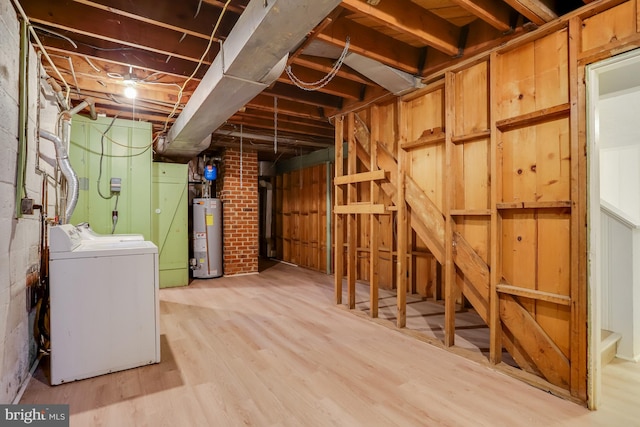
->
xmin=40 ymin=73 xmax=96 ymax=224
xmin=68 ymin=97 xmax=97 ymax=120
xmin=40 ymin=120 xmax=78 ymax=224
xmin=46 ymin=77 xmax=69 ymax=111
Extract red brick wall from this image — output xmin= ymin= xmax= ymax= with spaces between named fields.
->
xmin=219 ymin=147 xmax=259 ymax=275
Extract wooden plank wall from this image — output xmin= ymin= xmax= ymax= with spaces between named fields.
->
xmin=331 ymin=0 xmax=640 ymax=404
xmin=275 ymin=163 xmax=328 ymax=273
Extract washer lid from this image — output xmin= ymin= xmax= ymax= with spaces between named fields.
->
xmin=76 ymin=223 xmax=144 ymax=242
xmin=50 ymin=240 xmax=158 ymax=260
xmin=49 ymin=224 xmax=83 ymax=253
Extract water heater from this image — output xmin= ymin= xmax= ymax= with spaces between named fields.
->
xmin=192 ymin=198 xmax=223 ymax=278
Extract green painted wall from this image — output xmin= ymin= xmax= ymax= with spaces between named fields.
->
xmin=69 ymin=115 xmax=152 ymax=238
xmin=152 ymin=163 xmax=189 ymax=288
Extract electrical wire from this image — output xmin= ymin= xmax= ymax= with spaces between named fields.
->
xmin=111 ymin=194 xmax=119 ymax=234
xmin=285 ymin=37 xmax=350 ymax=91
xmin=70 ymin=136 xmax=153 ymax=158
xmin=162 ymin=0 xmax=233 ymax=133
xmin=97 ymin=115 xmax=119 ymax=200
xmin=31 ymin=24 xmax=77 ymax=48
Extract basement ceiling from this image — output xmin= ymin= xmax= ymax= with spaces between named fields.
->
xmin=18 ymin=0 xmax=587 ymax=161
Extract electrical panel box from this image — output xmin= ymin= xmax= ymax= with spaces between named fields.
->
xmin=110 ymin=177 xmax=121 ymax=194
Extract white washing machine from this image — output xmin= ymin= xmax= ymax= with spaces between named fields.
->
xmin=75 ymin=222 xmax=144 ymax=242
xmin=48 ymin=224 xmax=160 ymax=385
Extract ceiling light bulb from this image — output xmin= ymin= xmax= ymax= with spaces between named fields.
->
xmin=124 ymin=86 xmax=137 ymax=99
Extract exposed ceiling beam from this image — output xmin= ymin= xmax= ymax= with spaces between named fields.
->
xmin=241 ymin=108 xmax=333 ymax=131
xmin=71 ymin=0 xmax=239 ymax=41
xmin=341 ymin=0 xmax=460 ymax=56
xmin=36 ymin=38 xmax=209 ymax=80
xmin=450 ymin=0 xmax=513 ymax=32
xmin=92 ymin=103 xmax=177 ymax=125
xmin=265 ymin=83 xmax=343 ymax=110
xmin=278 ymin=64 xmax=362 ymax=100
xmin=246 ymin=95 xmax=328 ymax=120
xmin=202 ymin=0 xmax=247 ymax=15
xmin=501 ymin=0 xmax=558 ymax=25
xmin=212 ymin=127 xmax=332 ymax=149
xmin=24 ymin=0 xmax=218 ymax=63
xmin=209 ymin=139 xmax=314 ymax=156
xmin=65 ymin=74 xmax=186 ymax=105
xmin=227 ymin=115 xmax=335 ymax=139
xmin=67 ymin=88 xmax=181 ymax=115
xmin=45 ymin=54 xmax=199 ymax=93
xmin=318 ymin=16 xmax=421 ymax=75
xmin=292 ymin=55 xmax=375 ymax=86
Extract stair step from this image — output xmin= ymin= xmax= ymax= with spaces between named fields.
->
xmin=601 ymin=330 xmax=622 ymax=366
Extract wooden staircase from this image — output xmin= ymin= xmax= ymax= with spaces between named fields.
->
xmin=350 ymin=114 xmax=571 ymax=389
xmin=601 ymin=330 xmax=622 ymax=366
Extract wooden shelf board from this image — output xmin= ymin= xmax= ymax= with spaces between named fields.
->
xmin=450 ymin=209 xmax=491 ymax=216
xmin=497 ymin=282 xmax=571 ymax=306
xmin=496 ymin=201 xmax=572 ymax=210
xmin=451 ymin=129 xmax=491 ymax=144
xmin=496 ymin=103 xmax=571 ymax=131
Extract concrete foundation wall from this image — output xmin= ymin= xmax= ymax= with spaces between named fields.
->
xmin=0 ymin=0 xmax=58 ymax=403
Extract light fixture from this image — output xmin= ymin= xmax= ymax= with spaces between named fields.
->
xmin=123 ymin=65 xmax=137 ymax=99
xmin=124 ymin=85 xmax=137 ymax=99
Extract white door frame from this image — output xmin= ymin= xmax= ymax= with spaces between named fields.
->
xmin=586 ymin=48 xmax=640 ymax=410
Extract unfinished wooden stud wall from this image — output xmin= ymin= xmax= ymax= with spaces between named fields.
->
xmin=275 ymin=163 xmax=329 ymax=272
xmin=333 ymin=0 xmax=640 ymax=404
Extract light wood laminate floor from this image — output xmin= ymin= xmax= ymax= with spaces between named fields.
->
xmin=19 ymin=262 xmax=637 ymax=426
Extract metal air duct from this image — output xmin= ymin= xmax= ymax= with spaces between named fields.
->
xmin=164 ymin=0 xmax=343 ymax=160
xmin=343 ymin=52 xmax=423 ymax=95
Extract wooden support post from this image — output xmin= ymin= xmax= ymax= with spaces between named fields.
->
xmin=569 ymin=16 xmax=587 ymax=401
xmin=397 ymin=172 xmax=407 ymax=328
xmin=347 ymin=113 xmax=357 ymax=309
xmin=370 ymin=105 xmax=380 ymax=318
xmin=334 ymin=116 xmax=344 ymax=305
xmin=489 ymin=52 xmax=502 ymax=363
xmin=326 ymin=161 xmax=332 ymax=275
xmin=444 ymin=71 xmax=456 ymax=347
xmin=396 ymin=100 xmax=408 ymax=328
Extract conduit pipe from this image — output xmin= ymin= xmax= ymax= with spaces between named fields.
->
xmin=40 ymin=75 xmax=97 ymax=223
xmin=39 ymin=120 xmax=78 ymax=224
xmin=46 ymin=77 xmax=69 ymax=111
xmin=68 ymin=97 xmax=97 ymax=120
xmin=16 ymin=19 xmax=28 ymax=218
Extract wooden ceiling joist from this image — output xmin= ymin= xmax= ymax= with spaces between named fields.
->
xmin=451 ymin=0 xmax=513 ymax=32
xmin=501 ymin=0 xmax=558 ymax=25
xmin=71 ymin=0 xmax=240 ymax=41
xmin=26 ymin=0 xmax=218 ymax=63
xmin=227 ymin=115 xmax=334 ymax=139
xmin=20 ymin=0 xmax=586 ymax=160
xmin=278 ymin=64 xmax=362 ymax=101
xmin=246 ymin=95 xmax=327 ymax=120
xmin=240 ymin=108 xmax=333 ymax=132
xmin=38 ymin=41 xmax=208 ymax=80
xmin=341 ymin=0 xmax=460 ymax=56
xmin=201 ymin=0 xmax=247 ymax=15
xmin=265 ymin=83 xmax=343 ymax=110
xmin=318 ymin=16 xmax=422 ymax=75
xmin=292 ymin=55 xmax=376 ymax=86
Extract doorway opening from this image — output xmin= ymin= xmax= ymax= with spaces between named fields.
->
xmin=587 ymin=48 xmax=640 ymax=410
